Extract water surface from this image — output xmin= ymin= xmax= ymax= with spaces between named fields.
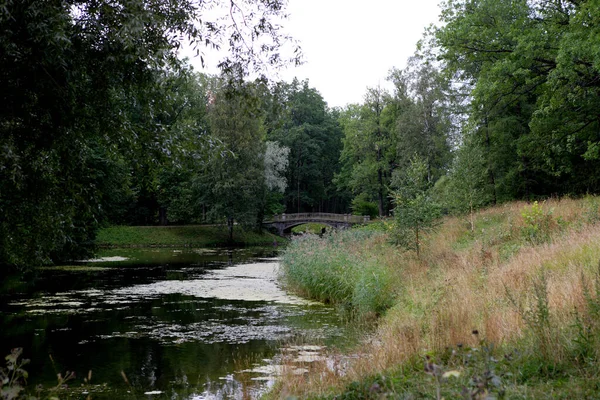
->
xmin=0 ymin=247 xmax=349 ymax=399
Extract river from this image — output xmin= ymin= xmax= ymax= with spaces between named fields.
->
xmin=0 ymin=247 xmax=351 ymax=399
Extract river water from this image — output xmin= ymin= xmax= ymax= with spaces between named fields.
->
xmin=0 ymin=248 xmax=350 ymax=399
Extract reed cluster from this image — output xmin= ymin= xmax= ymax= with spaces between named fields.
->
xmin=280 ymin=229 xmax=399 ymax=317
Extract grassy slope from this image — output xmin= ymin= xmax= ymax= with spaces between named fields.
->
xmin=95 ymin=225 xmax=284 ymax=247
xmin=274 ymin=197 xmax=600 ymax=399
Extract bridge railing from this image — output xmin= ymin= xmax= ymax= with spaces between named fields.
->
xmin=267 ymin=213 xmax=370 ymax=224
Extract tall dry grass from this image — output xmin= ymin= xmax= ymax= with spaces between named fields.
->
xmin=272 ymin=197 xmax=600 ymax=398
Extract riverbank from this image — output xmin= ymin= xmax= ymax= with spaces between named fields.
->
xmin=275 ymin=196 xmax=600 ymax=398
xmin=95 ymin=225 xmax=285 ymax=247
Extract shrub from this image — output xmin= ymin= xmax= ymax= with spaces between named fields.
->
xmin=391 ymin=155 xmax=441 ymax=257
xmin=582 ymin=195 xmax=600 ymax=224
xmin=520 ymin=201 xmax=554 ymax=244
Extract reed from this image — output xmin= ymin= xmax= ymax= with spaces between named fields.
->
xmin=280 ymin=230 xmax=399 ymax=317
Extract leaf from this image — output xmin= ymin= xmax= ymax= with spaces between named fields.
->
xmin=6 ymin=348 xmax=23 ymax=365
xmin=16 ymin=368 xmax=28 ymax=379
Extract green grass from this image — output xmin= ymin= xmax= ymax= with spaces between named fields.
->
xmin=324 ymin=343 xmax=600 ymax=399
xmin=95 ymin=225 xmax=284 ymax=247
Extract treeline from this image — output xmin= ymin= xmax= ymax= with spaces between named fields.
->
xmin=3 ymin=0 xmax=600 ymax=269
xmin=1 ymin=53 xmax=346 ymax=268
xmin=435 ymin=0 xmax=600 ymax=202
xmin=337 ymin=0 xmax=600 ymax=220
xmin=126 ymin=76 xmax=348 ymax=237
xmin=335 ymin=58 xmax=453 ymax=218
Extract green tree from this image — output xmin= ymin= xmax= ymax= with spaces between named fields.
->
xmin=126 ymin=70 xmax=212 ymax=225
xmin=391 ymin=155 xmax=441 ymax=257
xmin=0 ymin=0 xmax=298 ymax=268
xmin=263 ymin=140 xmax=290 ymax=213
xmin=435 ymin=0 xmax=600 ymax=199
xmin=197 ymin=79 xmax=266 ymax=241
xmin=270 ymin=79 xmax=345 ymax=213
xmin=435 ymin=0 xmax=543 ymax=200
xmin=336 ymin=86 xmax=395 ymax=217
xmin=436 ymin=134 xmax=490 ymax=231
xmin=389 ymin=59 xmax=452 ymax=184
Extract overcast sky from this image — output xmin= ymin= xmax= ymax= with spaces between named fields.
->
xmin=185 ymin=0 xmax=442 ymax=108
xmin=278 ymin=0 xmax=442 ymax=108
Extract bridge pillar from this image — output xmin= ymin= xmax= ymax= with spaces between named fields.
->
xmin=272 ymin=222 xmax=284 ymax=237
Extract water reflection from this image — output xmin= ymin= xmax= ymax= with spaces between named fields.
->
xmin=0 ymin=248 xmax=347 ymax=399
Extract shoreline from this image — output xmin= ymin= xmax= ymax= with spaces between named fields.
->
xmin=95 ymin=224 xmax=287 ymax=248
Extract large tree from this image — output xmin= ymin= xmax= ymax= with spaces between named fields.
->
xmin=336 ymin=87 xmax=395 ymax=217
xmin=435 ymin=0 xmax=600 ymax=199
xmin=270 ymin=79 xmax=345 ymax=213
xmin=196 ymin=79 xmax=266 ymax=240
xmin=389 ymin=59 xmax=453 ymax=184
xmin=336 ymin=60 xmax=452 ymax=218
xmin=0 ymin=0 xmax=298 ymax=269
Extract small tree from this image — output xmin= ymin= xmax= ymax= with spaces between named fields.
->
xmin=391 ymin=155 xmax=441 ymax=257
xmin=436 ymin=137 xmax=490 ymax=232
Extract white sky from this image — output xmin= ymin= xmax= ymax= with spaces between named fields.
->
xmin=185 ymin=0 xmax=442 ymax=108
xmin=279 ymin=0 xmax=442 ymax=108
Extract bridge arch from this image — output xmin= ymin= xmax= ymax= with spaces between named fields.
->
xmin=263 ymin=213 xmax=370 ymax=236
xmin=276 ymin=221 xmax=341 ymax=235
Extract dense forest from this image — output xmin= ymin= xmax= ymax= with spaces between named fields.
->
xmin=2 ymin=0 xmax=600 ymax=269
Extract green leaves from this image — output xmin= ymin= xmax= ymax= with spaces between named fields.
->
xmin=435 ymin=0 xmax=600 ymax=199
xmin=270 ymin=79 xmax=343 ymax=213
xmin=0 ymin=0 xmax=298 ymax=268
xmin=197 ymin=78 xmax=267 ymax=236
xmin=391 ymin=155 xmax=441 ymax=256
xmin=0 ymin=348 xmax=29 ymax=400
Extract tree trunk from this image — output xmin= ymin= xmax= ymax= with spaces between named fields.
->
xmin=297 ymin=146 xmax=302 ymax=214
xmin=377 ymin=144 xmax=384 ymax=216
xmin=484 ymin=116 xmax=497 ymax=205
xmin=297 ymin=176 xmax=300 ymax=213
xmin=227 ymin=217 xmax=234 ymax=243
xmin=256 ymin=204 xmax=264 ymax=233
xmin=520 ymin=155 xmax=530 ymax=199
xmin=378 ymin=167 xmax=384 ymax=217
xmin=159 ymin=207 xmax=168 ymax=226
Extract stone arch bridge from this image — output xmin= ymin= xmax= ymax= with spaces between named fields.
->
xmin=263 ymin=213 xmax=370 ymax=236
